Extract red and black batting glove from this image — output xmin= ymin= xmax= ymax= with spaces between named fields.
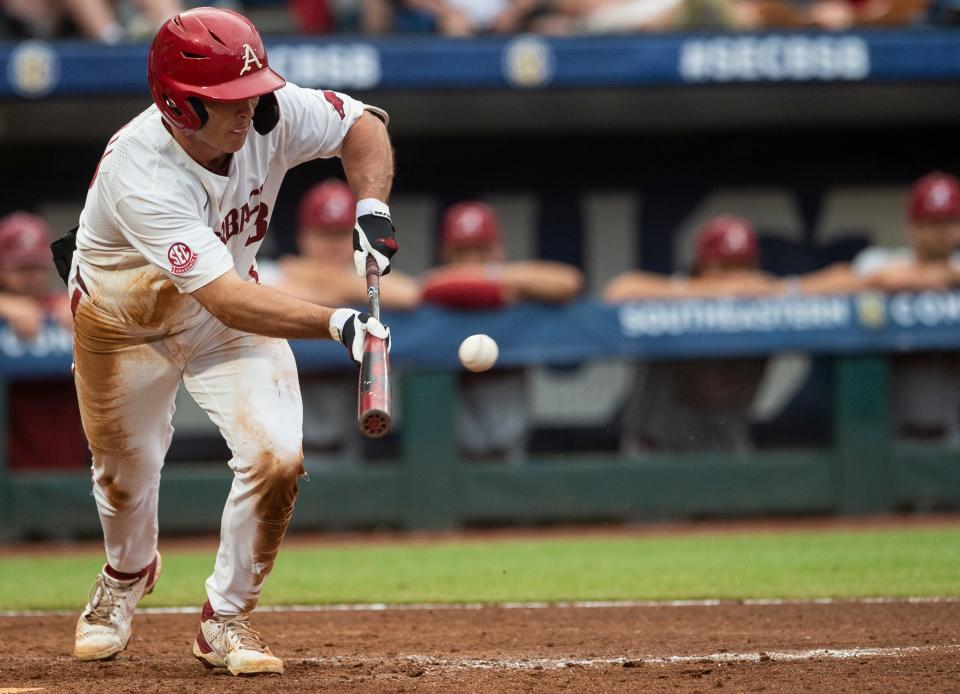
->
xmin=353 ymin=199 xmax=398 ymax=276
xmin=329 ymin=308 xmax=391 ymax=366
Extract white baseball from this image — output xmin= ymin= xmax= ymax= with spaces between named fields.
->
xmin=458 ymin=334 xmax=499 ymax=372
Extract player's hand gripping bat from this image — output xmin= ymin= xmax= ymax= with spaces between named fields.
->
xmin=358 ymin=256 xmax=392 ymax=437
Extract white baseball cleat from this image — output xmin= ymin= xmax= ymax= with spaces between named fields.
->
xmin=193 ymin=601 xmax=284 ymax=676
xmin=74 ymin=552 xmax=162 ymax=661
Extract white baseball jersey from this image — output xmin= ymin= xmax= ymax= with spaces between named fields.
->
xmin=70 ymin=82 xmax=386 ymax=614
xmin=74 ymin=82 xmax=378 ymax=335
xmin=852 ymin=247 xmax=960 ymax=277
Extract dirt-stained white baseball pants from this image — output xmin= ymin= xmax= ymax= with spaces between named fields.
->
xmin=72 ymin=296 xmax=304 ymax=615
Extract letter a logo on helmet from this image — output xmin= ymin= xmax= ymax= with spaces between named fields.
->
xmin=148 ymin=8 xmax=285 ymax=134
xmin=240 ymin=43 xmax=262 ymax=76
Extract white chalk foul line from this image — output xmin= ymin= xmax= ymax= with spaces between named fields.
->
xmin=296 ymin=644 xmax=960 ymax=672
xmin=2 ymin=595 xmax=958 ymax=618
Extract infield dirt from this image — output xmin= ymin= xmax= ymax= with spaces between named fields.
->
xmin=1 ymin=601 xmax=958 ymax=692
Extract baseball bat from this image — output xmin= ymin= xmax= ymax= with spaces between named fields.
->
xmin=358 ymin=255 xmax=392 ymax=438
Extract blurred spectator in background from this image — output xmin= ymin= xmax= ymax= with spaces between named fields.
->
xmin=798 ymin=172 xmax=960 ymax=295
xmin=260 ymin=179 xmax=419 ymax=464
xmin=422 ymin=200 xmax=583 ymax=461
xmin=605 ymin=216 xmax=776 ymax=456
xmin=1 ymin=0 xmax=181 ymax=43
xmin=738 ymin=0 xmax=929 ymax=29
xmin=397 ymin=0 xmax=543 ymax=35
xmin=0 ymin=212 xmax=86 ymax=470
xmin=288 ymin=0 xmax=336 ymax=33
xmin=526 ymin=0 xmax=742 ymax=35
xmin=800 ymin=171 xmax=960 ymax=444
xmin=290 ymin=0 xmax=399 ymax=34
xmin=0 ymin=212 xmax=72 ymax=338
xmin=551 ymin=0 xmax=929 ymax=34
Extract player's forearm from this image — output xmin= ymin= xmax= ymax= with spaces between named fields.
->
xmin=793 ymin=264 xmax=865 ymax=295
xmin=193 ymin=273 xmax=336 ymax=339
xmin=222 ymin=283 xmax=336 ymax=339
xmin=341 ymin=111 xmax=394 ymax=202
xmin=501 ymin=262 xmax=584 ymax=303
xmin=603 ymin=272 xmax=692 ymax=301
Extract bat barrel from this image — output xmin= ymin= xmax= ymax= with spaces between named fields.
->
xmin=359 ymin=255 xmax=390 ymax=438
xmin=358 ymin=333 xmax=391 ymax=438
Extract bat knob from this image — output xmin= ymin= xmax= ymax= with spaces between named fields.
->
xmin=360 ymin=410 xmax=391 ymax=438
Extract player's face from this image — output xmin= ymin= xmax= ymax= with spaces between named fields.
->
xmin=909 ymin=220 xmax=960 ymax=262
xmin=198 ymin=96 xmax=260 ymax=154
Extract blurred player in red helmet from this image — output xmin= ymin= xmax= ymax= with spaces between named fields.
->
xmin=695 ymin=215 xmax=759 ymax=272
xmin=263 ymin=179 xmax=420 ymax=310
xmin=422 ymin=200 xmax=583 ymax=461
xmin=258 ymin=179 xmax=419 ymax=464
xmin=0 ymin=212 xmax=72 ymax=337
xmin=423 ymin=201 xmax=582 ymax=308
xmin=440 ymin=201 xmax=505 ymax=264
xmin=605 ymin=215 xmax=780 ymax=302
xmin=0 ymin=211 xmax=87 ymax=473
xmin=799 ymin=171 xmax=960 ymax=294
xmin=605 ymin=215 xmax=776 ymax=454
xmin=62 ymin=7 xmax=396 ymax=675
xmin=800 ymin=171 xmax=960 ymax=443
xmin=860 ymin=170 xmax=960 ymax=287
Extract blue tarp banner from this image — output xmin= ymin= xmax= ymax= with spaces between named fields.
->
xmin=3 ymin=293 xmax=960 ymax=379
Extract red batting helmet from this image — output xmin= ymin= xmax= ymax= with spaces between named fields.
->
xmin=298 ymin=179 xmax=356 ymax=233
xmin=148 ymin=7 xmax=285 ymax=134
xmin=908 ymin=171 xmax=960 ymax=223
xmin=695 ymin=215 xmax=759 ymax=267
xmin=440 ymin=201 xmax=502 ymax=253
xmin=0 ymin=212 xmax=51 ymax=270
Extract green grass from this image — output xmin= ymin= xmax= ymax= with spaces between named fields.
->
xmin=1 ymin=527 xmax=958 ymax=611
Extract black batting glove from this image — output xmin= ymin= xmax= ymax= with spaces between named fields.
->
xmin=353 ymin=206 xmax=398 ymax=277
xmin=329 ymin=308 xmax=391 ymax=365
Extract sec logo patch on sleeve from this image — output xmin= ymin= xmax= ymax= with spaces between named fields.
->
xmin=168 ymin=242 xmax=199 ymax=275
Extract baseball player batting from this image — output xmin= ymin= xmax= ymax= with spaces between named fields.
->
xmin=57 ymin=7 xmax=396 ymax=676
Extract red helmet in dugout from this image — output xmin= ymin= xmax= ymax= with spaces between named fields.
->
xmin=148 ymin=7 xmax=286 ymax=134
xmin=908 ymin=171 xmax=960 ymax=223
xmin=695 ymin=215 xmax=759 ymax=267
xmin=298 ymin=180 xmax=356 ymax=233
xmin=440 ymin=201 xmax=502 ymax=253
xmin=0 ymin=212 xmax=52 ymax=270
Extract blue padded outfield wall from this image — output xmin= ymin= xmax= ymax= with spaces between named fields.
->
xmin=1 ymin=295 xmax=959 ymax=537
xmin=3 ymin=293 xmax=960 ymax=378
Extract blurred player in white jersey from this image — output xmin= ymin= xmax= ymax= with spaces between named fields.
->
xmin=799 ymin=171 xmax=960 ymax=442
xmin=59 ymin=7 xmax=397 ymax=675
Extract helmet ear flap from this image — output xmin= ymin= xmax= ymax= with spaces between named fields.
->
xmin=186 ymin=97 xmax=209 ymax=128
xmin=253 ymin=92 xmax=279 ymax=135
